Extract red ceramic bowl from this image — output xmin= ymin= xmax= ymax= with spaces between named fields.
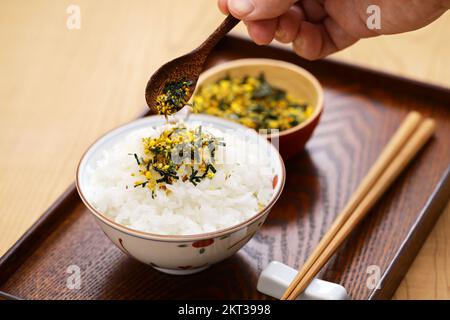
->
xmin=194 ymin=58 xmax=324 ymax=159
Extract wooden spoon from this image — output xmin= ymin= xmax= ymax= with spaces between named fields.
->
xmin=145 ymin=14 xmax=239 ymax=113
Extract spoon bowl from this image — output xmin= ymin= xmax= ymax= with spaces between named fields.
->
xmin=145 ymin=15 xmax=239 ymax=113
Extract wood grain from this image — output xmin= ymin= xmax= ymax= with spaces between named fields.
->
xmin=0 ymin=37 xmax=449 ymax=300
xmin=0 ymin=0 xmax=449 ymax=299
xmin=284 ymin=113 xmax=434 ymax=300
xmin=145 ymin=14 xmax=239 ymax=112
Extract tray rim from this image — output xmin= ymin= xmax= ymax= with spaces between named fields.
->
xmin=1 ymin=35 xmax=449 ymax=300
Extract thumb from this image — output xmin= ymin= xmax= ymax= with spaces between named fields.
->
xmin=228 ymin=0 xmax=296 ymax=21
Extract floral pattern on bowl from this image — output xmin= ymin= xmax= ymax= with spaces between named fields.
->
xmin=77 ymin=115 xmax=285 ymax=275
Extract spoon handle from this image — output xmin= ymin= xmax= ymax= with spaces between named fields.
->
xmin=198 ymin=14 xmax=240 ymax=55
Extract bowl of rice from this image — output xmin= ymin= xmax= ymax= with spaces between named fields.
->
xmin=76 ymin=114 xmax=285 ymax=274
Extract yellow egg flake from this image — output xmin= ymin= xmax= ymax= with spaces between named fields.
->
xmin=230 ymin=102 xmax=242 ymax=113
xmin=267 ymin=120 xmax=280 ymax=129
xmin=154 ymin=79 xmax=193 ymax=118
xmin=130 ymin=124 xmax=225 ymax=198
xmin=243 ymin=83 xmax=253 ymax=92
xmin=240 ymin=118 xmax=257 ymax=129
xmin=147 ymin=180 xmax=156 ymax=189
xmin=193 ymin=73 xmax=313 ymax=131
xmin=134 ymin=180 xmax=146 ymax=188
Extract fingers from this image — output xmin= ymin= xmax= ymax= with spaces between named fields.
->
xmin=219 ymin=0 xmax=293 ymax=45
xmin=274 ymin=6 xmax=304 ymax=43
xmin=247 ymin=19 xmax=278 ymax=45
xmin=217 ymin=0 xmax=360 ymax=59
xmin=292 ymin=18 xmax=358 ymax=60
xmin=273 ymin=1 xmax=328 ymax=45
xmin=217 ymin=0 xmax=229 ymax=14
xmin=301 ymin=0 xmax=327 ymax=22
xmin=323 ymin=17 xmax=359 ymax=53
xmin=292 ymin=21 xmax=324 ymax=60
xmin=227 ymin=0 xmax=296 ymax=20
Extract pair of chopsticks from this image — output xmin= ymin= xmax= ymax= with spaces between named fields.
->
xmin=281 ymin=111 xmax=435 ymax=300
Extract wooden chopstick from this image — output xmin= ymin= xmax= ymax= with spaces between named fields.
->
xmin=281 ymin=111 xmax=423 ymax=300
xmin=285 ymin=118 xmax=435 ymax=299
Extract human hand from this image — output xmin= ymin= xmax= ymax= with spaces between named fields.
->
xmin=218 ymin=0 xmax=450 ymax=60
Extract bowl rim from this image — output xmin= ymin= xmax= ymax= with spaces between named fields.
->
xmin=195 ymin=58 xmax=324 ymax=138
xmin=76 ymin=114 xmax=286 ymax=242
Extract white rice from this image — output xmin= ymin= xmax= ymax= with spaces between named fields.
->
xmin=84 ymin=122 xmax=275 ymax=235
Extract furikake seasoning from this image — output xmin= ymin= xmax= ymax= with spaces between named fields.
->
xmin=131 ymin=123 xmax=225 ymax=197
xmin=155 ymin=79 xmax=193 ymax=118
xmin=193 ymin=73 xmax=314 ymax=131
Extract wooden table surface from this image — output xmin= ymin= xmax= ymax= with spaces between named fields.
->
xmin=0 ymin=0 xmax=448 ymax=299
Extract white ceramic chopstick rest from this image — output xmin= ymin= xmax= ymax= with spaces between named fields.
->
xmin=257 ymin=261 xmax=349 ymax=300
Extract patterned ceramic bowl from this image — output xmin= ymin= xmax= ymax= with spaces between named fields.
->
xmin=76 ymin=114 xmax=285 ymax=275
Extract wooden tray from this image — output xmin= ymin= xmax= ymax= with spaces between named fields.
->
xmin=1 ymin=35 xmax=449 ymax=300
